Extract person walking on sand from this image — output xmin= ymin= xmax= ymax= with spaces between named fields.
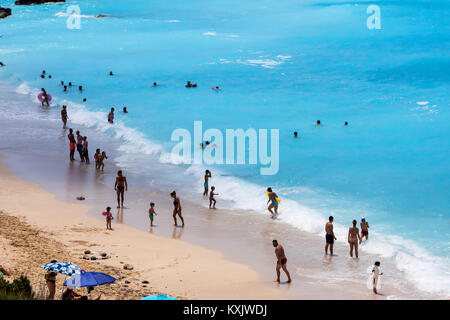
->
xmin=108 ymin=107 xmax=114 ymax=124
xmin=114 ymin=170 xmax=128 ymax=208
xmin=61 ymin=105 xmax=68 ymax=128
xmin=82 ymin=136 xmax=89 ymax=164
xmin=361 ymin=217 xmax=369 ymax=241
xmin=102 ymin=206 xmax=113 ymax=230
xmin=372 ymin=261 xmax=383 ymax=294
xmin=266 ymin=187 xmax=279 ymax=218
xmin=170 ymin=191 xmax=185 ymax=227
xmin=272 ymin=240 xmax=292 ymax=283
xmin=325 ymin=216 xmax=337 ymax=255
xmin=148 ymin=202 xmax=157 ymax=227
xmin=76 ymin=130 xmax=84 ymax=162
xmin=348 ymin=219 xmax=362 ymax=258
xmin=67 ymin=128 xmax=76 ymax=161
xmin=203 ymin=169 xmax=212 ymax=197
xmin=209 ymin=186 xmax=218 ymax=209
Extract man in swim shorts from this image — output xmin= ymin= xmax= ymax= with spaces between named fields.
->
xmin=325 ymin=216 xmax=337 ymax=255
xmin=361 ymin=218 xmax=369 ymax=241
xmin=76 ymin=130 xmax=84 ymax=162
xmin=114 ymin=170 xmax=128 ymax=208
xmin=272 ymin=240 xmax=292 ymax=283
xmin=67 ymin=128 xmax=76 ymax=161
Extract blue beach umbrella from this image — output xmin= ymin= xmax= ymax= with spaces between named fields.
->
xmin=41 ymin=262 xmax=85 ymax=276
xmin=140 ymin=294 xmax=178 ymax=300
xmin=63 ymin=272 xmax=116 ymax=288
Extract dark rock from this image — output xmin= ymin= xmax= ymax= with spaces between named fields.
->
xmin=100 ymin=253 xmax=107 ymax=257
xmin=15 ymin=0 xmax=65 ymax=5
xmin=123 ymin=264 xmax=134 ymax=270
xmin=90 ymin=256 xmax=97 ymax=260
xmin=84 ymin=250 xmax=91 ymax=255
xmin=124 ymin=280 xmax=130 ymax=284
xmin=0 ymin=8 xmax=12 ymax=19
xmin=76 ymin=196 xmax=85 ymax=201
xmin=142 ymin=280 xmax=149 ymax=284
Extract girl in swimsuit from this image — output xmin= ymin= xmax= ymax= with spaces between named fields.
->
xmin=203 ymin=170 xmax=211 ymax=197
xmin=348 ymin=219 xmax=362 ymax=258
xmin=170 ymin=191 xmax=185 ymax=227
xmin=266 ymin=187 xmax=279 ymax=217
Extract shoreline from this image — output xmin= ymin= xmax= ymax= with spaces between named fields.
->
xmin=0 ymin=161 xmax=285 ymax=300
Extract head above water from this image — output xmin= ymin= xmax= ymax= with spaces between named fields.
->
xmin=294 ymin=131 xmax=298 ymax=137
xmin=317 ymin=120 xmax=321 ymax=125
xmin=329 ymin=216 xmax=334 ymax=222
xmin=272 ymin=239 xmax=278 ymax=247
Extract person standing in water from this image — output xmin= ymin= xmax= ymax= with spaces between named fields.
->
xmin=114 ymin=170 xmax=128 ymax=208
xmin=170 ymin=191 xmax=184 ymax=227
xmin=61 ymin=105 xmax=68 ymax=128
xmin=148 ymin=202 xmax=157 ymax=227
xmin=325 ymin=216 xmax=337 ymax=255
xmin=272 ymin=240 xmax=292 ymax=283
xmin=372 ymin=261 xmax=383 ymax=294
xmin=361 ymin=217 xmax=369 ymax=241
xmin=209 ymin=186 xmax=218 ymax=209
xmin=348 ymin=219 xmax=361 ymax=258
xmin=82 ymin=136 xmax=89 ymax=164
xmin=76 ymin=130 xmax=84 ymax=162
xmin=266 ymin=187 xmax=279 ymax=218
xmin=108 ymin=108 xmax=114 ymax=124
xmin=203 ymin=170 xmax=211 ymax=197
xmin=67 ymin=128 xmax=76 ymax=161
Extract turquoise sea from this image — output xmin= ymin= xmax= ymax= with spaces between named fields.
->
xmin=0 ymin=0 xmax=449 ymax=297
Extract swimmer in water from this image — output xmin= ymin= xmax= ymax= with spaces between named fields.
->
xmin=83 ymin=98 xmax=87 ymax=102
xmin=41 ymin=88 xmax=50 ymax=107
xmin=61 ymin=105 xmax=68 ymax=128
xmin=294 ymin=131 xmax=298 ymax=138
xmin=108 ymin=108 xmax=114 ymax=124
xmin=316 ymin=120 xmax=322 ymax=125
xmin=170 ymin=191 xmax=184 ymax=227
xmin=109 ymin=71 xmax=114 ymax=76
xmin=68 ymin=82 xmax=72 ymax=87
xmin=203 ymin=170 xmax=211 ymax=197
xmin=114 ymin=170 xmax=128 ymax=208
xmin=348 ymin=219 xmax=361 ymax=258
xmin=123 ymin=107 xmax=128 ymax=113
xmin=185 ymin=81 xmax=197 ymax=88
xmin=211 ymin=86 xmax=221 ymax=90
xmin=266 ymin=187 xmax=279 ymax=218
xmin=152 ymin=82 xmax=158 ymax=87
xmin=345 ymin=121 xmax=348 ymax=126
xmin=209 ymin=186 xmax=218 ymax=209
xmin=0 ymin=62 xmax=5 ymax=67
xmin=78 ymin=85 xmax=83 ymax=92
xmin=60 ymin=81 xmax=64 ymax=86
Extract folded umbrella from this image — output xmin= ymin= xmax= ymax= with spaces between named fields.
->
xmin=63 ymin=272 xmax=116 ymax=288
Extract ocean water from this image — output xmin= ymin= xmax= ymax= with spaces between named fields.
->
xmin=0 ymin=0 xmax=449 ymax=298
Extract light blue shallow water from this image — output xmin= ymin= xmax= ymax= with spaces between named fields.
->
xmin=1 ymin=0 xmax=449 ymax=297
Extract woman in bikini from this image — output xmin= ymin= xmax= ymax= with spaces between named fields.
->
xmin=170 ymin=191 xmax=185 ymax=227
xmin=348 ymin=219 xmax=362 ymax=258
xmin=266 ymin=187 xmax=279 ymax=218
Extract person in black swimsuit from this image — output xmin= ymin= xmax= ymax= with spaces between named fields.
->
xmin=170 ymin=191 xmax=185 ymax=227
xmin=114 ymin=170 xmax=128 ymax=208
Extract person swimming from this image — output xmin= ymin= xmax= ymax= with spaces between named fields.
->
xmin=64 ymin=85 xmax=67 ymax=92
xmin=68 ymin=82 xmax=72 ymax=87
xmin=345 ymin=121 xmax=348 ymax=126
xmin=123 ymin=107 xmax=128 ymax=113
xmin=152 ymin=82 xmax=158 ymax=87
xmin=316 ymin=120 xmax=322 ymax=125
xmin=211 ymin=86 xmax=221 ymax=90
xmin=294 ymin=131 xmax=298 ymax=138
xmin=0 ymin=62 xmax=5 ymax=67
xmin=185 ymin=81 xmax=197 ymax=88
xmin=78 ymin=85 xmax=83 ymax=91
xmin=109 ymin=71 xmax=114 ymax=76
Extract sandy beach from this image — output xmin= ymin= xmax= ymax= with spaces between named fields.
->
xmin=0 ymin=161 xmax=295 ymax=300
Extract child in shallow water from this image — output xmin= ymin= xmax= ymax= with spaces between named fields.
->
xmin=98 ymin=151 xmax=108 ymax=171
xmin=148 ymin=202 xmax=157 ymax=227
xmin=209 ymin=186 xmax=218 ymax=209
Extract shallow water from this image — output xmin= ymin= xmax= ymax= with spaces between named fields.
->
xmin=0 ymin=0 xmax=449 ymax=298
